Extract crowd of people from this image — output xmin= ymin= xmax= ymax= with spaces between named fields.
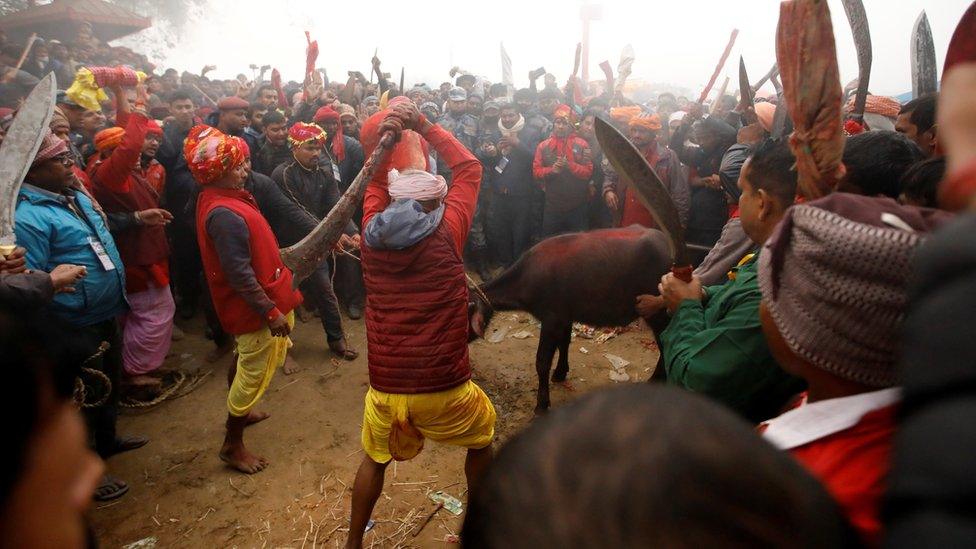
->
xmin=1 ymin=6 xmax=975 ymax=548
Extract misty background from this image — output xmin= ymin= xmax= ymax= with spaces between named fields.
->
xmin=42 ymin=0 xmax=976 ymax=96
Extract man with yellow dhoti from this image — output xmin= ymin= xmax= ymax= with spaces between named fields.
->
xmin=186 ymin=127 xmax=303 ymax=474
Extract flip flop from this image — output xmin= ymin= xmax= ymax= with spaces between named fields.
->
xmin=104 ymin=435 xmax=149 ymax=458
xmin=93 ymin=475 xmax=129 ymax=502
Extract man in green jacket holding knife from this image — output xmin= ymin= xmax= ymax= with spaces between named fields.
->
xmin=645 ymin=139 xmax=805 ymax=423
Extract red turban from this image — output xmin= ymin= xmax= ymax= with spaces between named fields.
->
xmin=182 ymin=125 xmax=246 ymax=185
xmin=313 ymin=106 xmax=346 ymax=163
xmin=288 ymin=122 xmax=327 ymax=148
xmin=553 ymin=104 xmax=577 ymax=125
xmin=629 ymin=114 xmax=662 ymax=132
xmin=229 ymin=135 xmax=250 ymax=159
xmin=145 ymin=119 xmax=163 ymax=136
xmin=846 ymin=95 xmax=901 ymax=119
xmin=360 ymin=108 xmax=430 ymax=186
xmin=94 ymin=127 xmax=125 ymax=152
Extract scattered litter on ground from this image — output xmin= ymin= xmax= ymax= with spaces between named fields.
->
xmin=603 ymin=354 xmax=631 ymax=370
xmin=122 ymin=537 xmax=157 ymax=549
xmin=429 ymin=491 xmax=464 ymax=516
xmin=445 ymin=534 xmax=460 ymax=543
xmin=609 ymin=369 xmax=631 ymax=382
xmin=507 ymin=314 xmax=521 ymax=323
xmin=487 ymin=326 xmax=510 ymax=343
xmin=509 ymin=330 xmax=534 ymax=340
xmin=572 ymin=323 xmax=596 ymax=339
xmin=595 ymin=329 xmax=621 ymax=344
xmin=365 ymin=519 xmax=375 ymax=533
xmin=579 ymin=347 xmax=589 ymax=354
xmin=640 ymin=338 xmax=658 ymax=350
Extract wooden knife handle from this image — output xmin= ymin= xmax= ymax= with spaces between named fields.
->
xmin=672 ymin=264 xmax=694 ymax=283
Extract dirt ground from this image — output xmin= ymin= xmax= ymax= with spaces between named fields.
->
xmin=91 ymin=308 xmax=660 ymax=548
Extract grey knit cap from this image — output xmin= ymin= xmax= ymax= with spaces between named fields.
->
xmin=758 ymin=193 xmax=951 ymax=387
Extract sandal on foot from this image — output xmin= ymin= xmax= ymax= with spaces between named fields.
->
xmin=93 ymin=475 xmax=129 ymax=502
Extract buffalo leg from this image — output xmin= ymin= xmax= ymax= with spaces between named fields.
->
xmin=534 ymin=323 xmax=561 ymax=413
xmin=552 ymin=324 xmax=572 ymax=383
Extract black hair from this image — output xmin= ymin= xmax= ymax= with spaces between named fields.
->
xmin=582 ymin=107 xmax=603 ymax=120
xmin=262 ymin=109 xmax=286 ymax=127
xmin=745 ymin=139 xmax=798 ymax=205
xmin=539 ymin=88 xmax=563 ymax=101
xmin=513 ymin=88 xmax=536 ymax=103
xmin=840 ymin=130 xmax=925 ymax=199
xmin=488 ymin=83 xmax=508 ymax=98
xmin=168 ymin=90 xmax=194 ymax=104
xmin=0 ymin=307 xmax=87 ymax=509
xmin=248 ymin=101 xmax=267 ymax=115
xmin=256 ymin=84 xmax=276 ymax=96
xmin=899 ymin=156 xmax=946 ymax=208
xmin=462 ymin=385 xmax=857 ymax=549
xmin=899 ymin=93 xmax=938 ymax=134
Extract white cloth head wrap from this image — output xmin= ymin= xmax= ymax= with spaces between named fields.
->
xmin=388 ymin=168 xmax=448 ymax=201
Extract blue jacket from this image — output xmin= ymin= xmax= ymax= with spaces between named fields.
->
xmin=14 ymin=184 xmax=126 ymax=326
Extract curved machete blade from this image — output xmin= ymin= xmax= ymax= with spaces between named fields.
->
xmin=912 ymin=11 xmax=938 ymax=97
xmin=842 ymin=0 xmax=873 ymax=120
xmin=0 ymin=73 xmax=56 ymax=248
xmin=943 ymin=1 xmax=976 ymax=78
xmin=738 ymin=56 xmax=755 ymax=112
xmin=594 ymin=116 xmax=688 ymax=267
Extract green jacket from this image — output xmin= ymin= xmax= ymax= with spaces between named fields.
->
xmin=660 ymin=253 xmax=804 ymax=423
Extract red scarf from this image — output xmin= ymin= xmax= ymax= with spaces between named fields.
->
xmin=314 ymin=107 xmax=346 ymax=162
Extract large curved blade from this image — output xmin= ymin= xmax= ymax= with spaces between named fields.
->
xmin=0 ymin=73 xmax=56 ymax=250
xmin=943 ymin=1 xmax=976 ymax=78
xmin=594 ymin=116 xmax=688 ymax=266
xmin=842 ymin=0 xmax=873 ymax=120
xmin=912 ymin=11 xmax=938 ymax=97
xmin=738 ymin=56 xmax=755 ymax=112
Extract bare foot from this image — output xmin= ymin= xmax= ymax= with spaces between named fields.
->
xmin=282 ymin=356 xmax=300 ymax=375
xmin=219 ymin=442 xmax=269 ymax=474
xmin=206 ymin=341 xmax=234 ymax=364
xmin=245 ymin=410 xmax=270 ymax=426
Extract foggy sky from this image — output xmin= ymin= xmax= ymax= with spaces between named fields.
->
xmin=152 ymin=0 xmax=970 ymax=97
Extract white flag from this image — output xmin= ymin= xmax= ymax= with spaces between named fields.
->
xmin=501 ymin=42 xmax=514 ymax=88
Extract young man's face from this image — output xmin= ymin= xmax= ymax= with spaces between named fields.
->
xmin=340 ymin=115 xmax=358 ymax=136
xmin=265 ymin=122 xmax=288 ymax=146
xmin=448 ymin=99 xmax=467 ymax=115
xmin=895 ymin=112 xmax=935 ymax=157
xmin=220 ymin=108 xmax=248 ymax=133
xmin=142 ymin=133 xmax=161 ymax=159
xmin=736 ymin=160 xmax=766 ymax=245
xmin=170 ymin=98 xmax=195 ymax=128
xmin=293 ymin=141 xmax=323 ymax=169
xmin=259 ymin=89 xmax=277 ymax=108
xmin=628 ymin=127 xmax=657 ymax=150
xmin=467 ymin=96 xmax=484 ymax=115
xmin=553 ymin=117 xmax=572 ymax=138
xmin=78 ymin=109 xmax=105 ymax=136
xmin=27 ymin=153 xmax=75 ymax=192
xmin=249 ymin=109 xmax=267 ymax=132
xmin=540 ymin=97 xmax=559 ymax=116
xmin=321 ymin=119 xmax=340 ymax=138
xmin=500 ymin=108 xmax=520 ymax=129
xmin=579 ymin=115 xmax=596 ymax=140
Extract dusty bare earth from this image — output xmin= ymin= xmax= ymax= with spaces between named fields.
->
xmin=92 ymin=308 xmax=660 ymax=548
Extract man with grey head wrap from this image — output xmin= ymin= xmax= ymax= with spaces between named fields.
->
xmin=758 ymin=192 xmax=951 ymax=547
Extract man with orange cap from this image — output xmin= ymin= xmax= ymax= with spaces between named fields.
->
xmin=603 ymin=111 xmax=689 ymax=230
xmin=271 ymin=122 xmax=358 ymax=360
xmin=89 ymin=84 xmax=176 ymax=391
xmin=532 ymin=104 xmax=594 ymax=237
xmin=188 ymin=125 xmax=302 ymax=474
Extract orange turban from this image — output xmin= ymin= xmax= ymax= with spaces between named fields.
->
xmin=755 ymin=102 xmax=776 ymax=132
xmin=846 ymin=95 xmax=901 ymax=119
xmin=94 ymin=127 xmax=125 ymax=152
xmin=629 ymin=114 xmax=662 ymax=132
xmin=182 ymin=125 xmax=246 ymax=185
xmin=288 ymin=122 xmax=327 ymax=148
xmin=610 ymin=106 xmax=642 ymax=125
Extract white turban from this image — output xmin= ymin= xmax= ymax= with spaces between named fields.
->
xmin=388 ymin=168 xmax=448 ymax=202
xmin=669 ymin=111 xmax=687 ymax=125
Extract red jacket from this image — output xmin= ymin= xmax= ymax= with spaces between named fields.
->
xmin=791 ymin=404 xmax=896 ymax=548
xmin=533 ymin=133 xmax=593 ymax=213
xmin=361 ymin=123 xmax=481 ymax=393
xmin=90 ymin=112 xmax=170 ymax=293
xmin=196 ymin=186 xmax=302 ymax=335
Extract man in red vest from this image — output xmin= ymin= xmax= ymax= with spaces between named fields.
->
xmin=345 ymin=103 xmax=495 ymax=549
xmin=185 ymin=125 xmax=303 ymax=474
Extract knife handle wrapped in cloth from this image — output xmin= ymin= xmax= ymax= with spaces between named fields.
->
xmin=65 ymin=66 xmax=147 ymax=112
xmin=672 ymin=265 xmax=693 ymax=283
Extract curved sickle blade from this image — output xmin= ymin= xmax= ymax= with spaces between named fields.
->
xmin=0 ymin=73 xmax=56 ymax=249
xmin=738 ymin=56 xmax=755 ymax=112
xmin=944 ymin=1 xmax=976 ymax=78
xmin=842 ymin=0 xmax=873 ymax=120
xmin=594 ymin=117 xmax=688 ymax=269
xmin=280 ymin=132 xmax=394 ymax=286
xmin=912 ymin=11 xmax=938 ymax=97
